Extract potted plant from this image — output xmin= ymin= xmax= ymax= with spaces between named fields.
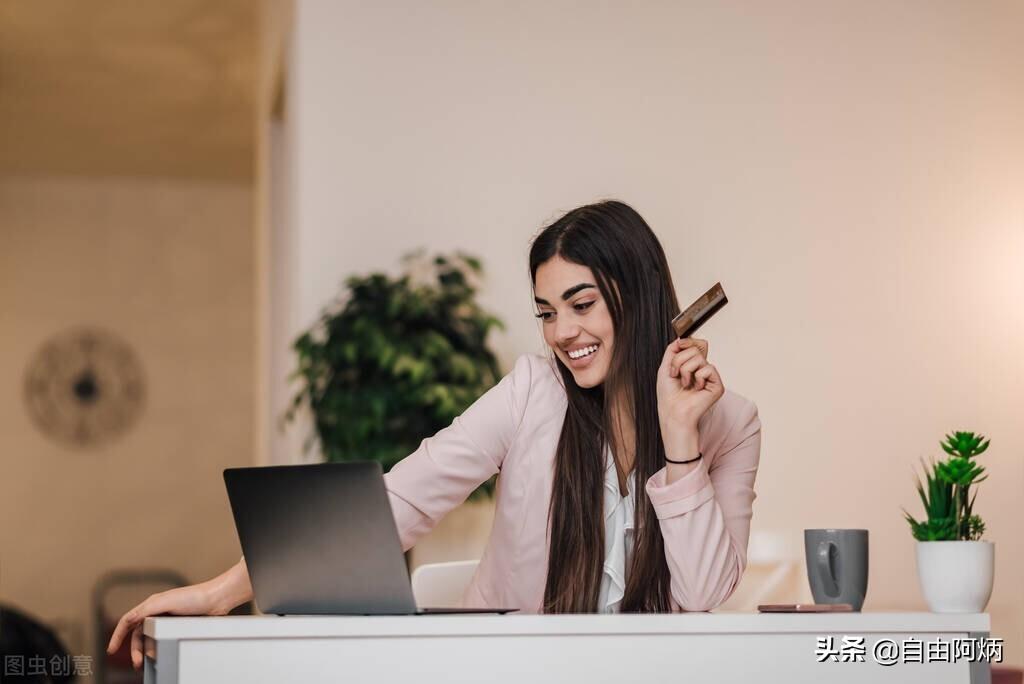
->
xmin=904 ymin=431 xmax=994 ymax=613
xmin=286 ymin=250 xmax=504 ymax=499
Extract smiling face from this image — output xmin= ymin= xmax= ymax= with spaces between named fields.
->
xmin=533 ymin=255 xmax=616 ymax=389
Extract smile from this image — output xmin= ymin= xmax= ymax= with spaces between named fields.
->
xmin=565 ymin=344 xmax=601 ymax=371
xmin=567 ymin=344 xmax=599 ymax=359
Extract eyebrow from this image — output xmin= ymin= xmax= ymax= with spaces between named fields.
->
xmin=534 ymin=283 xmax=596 ymax=306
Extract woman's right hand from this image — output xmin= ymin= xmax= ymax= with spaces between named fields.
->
xmin=106 ymin=558 xmax=253 ymax=670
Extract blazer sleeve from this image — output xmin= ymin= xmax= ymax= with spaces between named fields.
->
xmin=382 ymin=354 xmax=534 ymax=551
xmin=643 ymin=397 xmax=762 ymax=611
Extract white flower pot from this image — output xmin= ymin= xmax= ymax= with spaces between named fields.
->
xmin=915 ymin=541 xmax=994 ymax=613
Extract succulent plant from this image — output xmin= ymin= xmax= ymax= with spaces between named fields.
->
xmin=904 ymin=431 xmax=990 ymax=542
xmin=940 ymin=431 xmax=990 ymax=460
xmin=936 ymin=456 xmax=987 ymax=488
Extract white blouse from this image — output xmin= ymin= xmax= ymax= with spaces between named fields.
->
xmin=598 ymin=446 xmax=636 ymax=613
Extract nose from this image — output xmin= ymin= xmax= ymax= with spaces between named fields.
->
xmin=554 ymin=318 xmax=581 ymax=348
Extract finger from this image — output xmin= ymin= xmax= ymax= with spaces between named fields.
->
xmin=677 ymin=337 xmax=709 ymax=360
xmin=695 ymin=364 xmax=722 ymax=392
xmin=669 ymin=346 xmax=703 ymax=379
xmin=673 ymin=351 xmax=705 ymax=385
xmin=131 ymin=624 xmax=143 ymax=670
xmin=677 ymin=355 xmax=706 ymax=388
xmin=144 ymin=634 xmax=157 ymax=662
xmin=108 ymin=608 xmax=140 ymax=654
xmin=109 ymin=590 xmax=169 ymax=654
xmin=659 ymin=338 xmax=683 ymax=376
xmin=694 ymin=364 xmax=714 ymax=391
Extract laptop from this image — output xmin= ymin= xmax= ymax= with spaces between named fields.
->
xmin=223 ymin=461 xmax=515 ymax=615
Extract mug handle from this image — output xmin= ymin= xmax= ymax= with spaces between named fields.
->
xmin=816 ymin=541 xmax=840 ymax=597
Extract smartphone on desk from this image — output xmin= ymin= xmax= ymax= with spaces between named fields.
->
xmin=757 ymin=603 xmax=854 ymax=613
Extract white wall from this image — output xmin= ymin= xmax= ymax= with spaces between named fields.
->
xmin=275 ymin=0 xmax=1023 ymax=662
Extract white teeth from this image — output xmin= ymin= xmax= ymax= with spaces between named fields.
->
xmin=568 ymin=345 xmax=598 ymax=359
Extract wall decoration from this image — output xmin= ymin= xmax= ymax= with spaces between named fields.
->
xmin=24 ymin=327 xmax=145 ymax=448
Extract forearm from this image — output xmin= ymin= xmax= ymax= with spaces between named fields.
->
xmin=663 ymin=427 xmax=702 ymax=485
xmin=653 ymin=426 xmax=743 ymax=610
xmin=658 ymin=504 xmax=743 ymax=611
xmin=204 ymin=557 xmax=254 ymax=614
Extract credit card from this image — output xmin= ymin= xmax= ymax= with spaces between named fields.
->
xmin=671 ymin=282 xmax=728 ymax=339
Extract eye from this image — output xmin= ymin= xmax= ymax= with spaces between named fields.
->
xmin=573 ymin=301 xmax=595 ymax=312
xmin=534 ymin=311 xmax=554 ymax=321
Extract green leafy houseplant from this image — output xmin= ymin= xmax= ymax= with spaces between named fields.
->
xmin=286 ymin=251 xmax=504 ymax=499
xmin=904 ymin=431 xmax=990 ymax=541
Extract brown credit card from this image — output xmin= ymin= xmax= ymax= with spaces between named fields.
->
xmin=757 ymin=604 xmax=854 ymax=613
xmin=671 ymin=282 xmax=728 ymax=339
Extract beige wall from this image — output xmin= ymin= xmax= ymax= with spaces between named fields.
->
xmin=256 ymin=0 xmax=296 ymax=468
xmin=0 ymin=176 xmax=254 ymax=662
xmin=276 ymin=0 xmax=1024 ymax=664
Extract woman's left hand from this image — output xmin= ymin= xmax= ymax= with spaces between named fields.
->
xmin=656 ymin=337 xmax=725 ymax=433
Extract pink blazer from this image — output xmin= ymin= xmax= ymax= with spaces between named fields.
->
xmin=383 ymin=353 xmax=762 ymax=613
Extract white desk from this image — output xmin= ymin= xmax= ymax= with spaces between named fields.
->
xmin=144 ymin=612 xmax=991 ymax=684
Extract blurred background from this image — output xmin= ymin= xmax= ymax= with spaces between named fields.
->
xmin=1 ymin=1 xmax=1021 ymax=681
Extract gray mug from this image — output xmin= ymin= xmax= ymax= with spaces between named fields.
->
xmin=804 ymin=529 xmax=869 ymax=611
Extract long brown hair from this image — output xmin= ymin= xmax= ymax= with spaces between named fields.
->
xmin=531 ymin=200 xmax=682 ymax=613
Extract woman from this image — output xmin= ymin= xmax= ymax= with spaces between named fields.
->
xmin=108 ymin=200 xmax=761 ymax=667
